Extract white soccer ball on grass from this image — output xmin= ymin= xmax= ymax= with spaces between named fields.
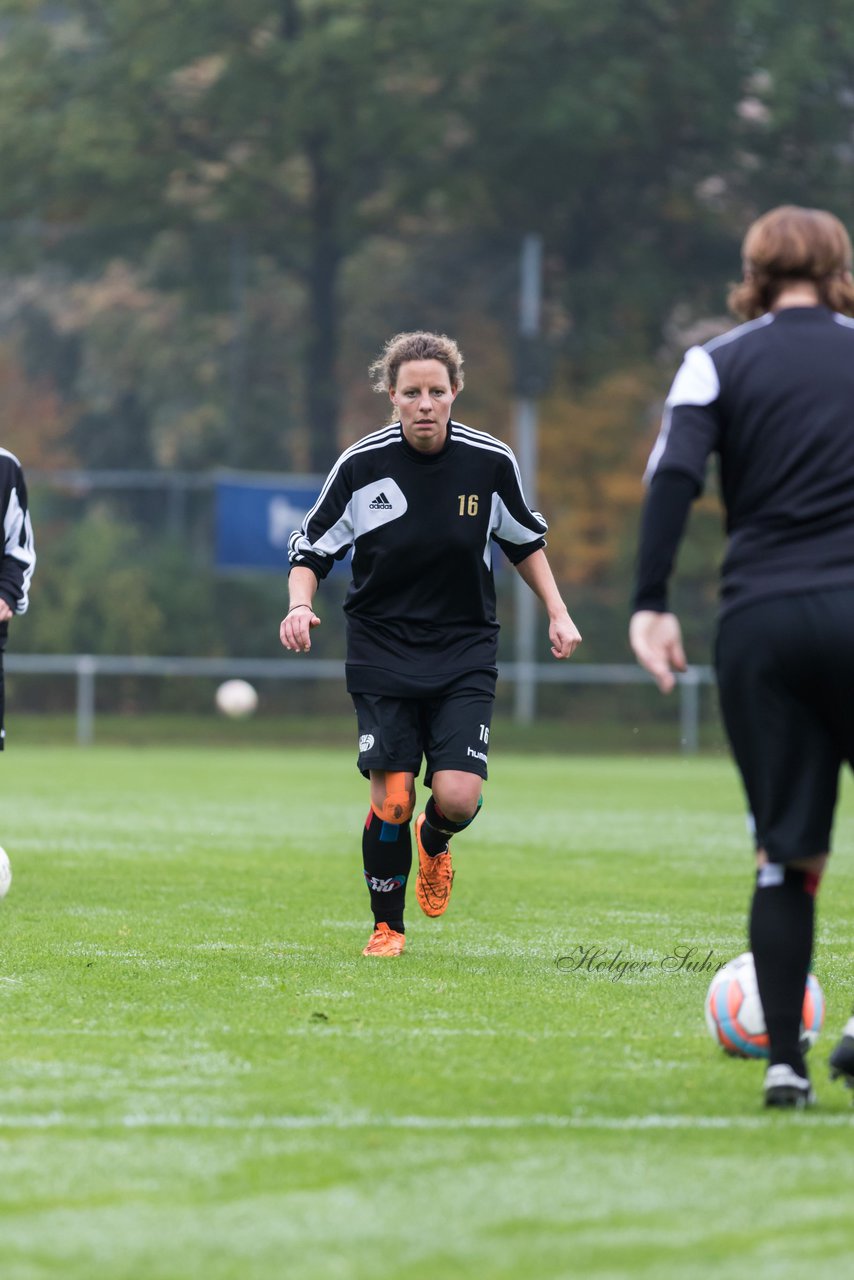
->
xmin=705 ymin=950 xmax=824 ymax=1058
xmin=215 ymin=679 xmax=259 ymax=718
xmin=0 ymin=846 xmax=11 ymax=899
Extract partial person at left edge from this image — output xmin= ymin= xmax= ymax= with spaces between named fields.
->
xmin=1 ymin=447 xmax=37 ymax=750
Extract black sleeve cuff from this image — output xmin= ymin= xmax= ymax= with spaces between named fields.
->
xmin=288 ymin=554 xmax=331 ymax=582
xmin=496 ymin=536 xmax=546 ymax=566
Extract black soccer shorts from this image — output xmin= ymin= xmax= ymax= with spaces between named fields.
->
xmin=352 ymin=673 xmax=496 ymax=785
xmin=715 ymin=586 xmax=854 ymax=863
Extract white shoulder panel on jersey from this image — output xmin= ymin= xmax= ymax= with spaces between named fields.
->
xmin=665 ymin=345 xmax=720 ymax=407
xmin=643 ymin=347 xmax=720 ymax=485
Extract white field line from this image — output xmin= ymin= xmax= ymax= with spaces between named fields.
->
xmin=0 ymin=1112 xmax=851 ymax=1132
xmin=0 ymin=1025 xmax=690 ymax=1041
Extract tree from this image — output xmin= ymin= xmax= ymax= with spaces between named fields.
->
xmin=4 ymin=0 xmax=852 ymax=443
xmin=0 ymin=0 xmax=486 ymax=467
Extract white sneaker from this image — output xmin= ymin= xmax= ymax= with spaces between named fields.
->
xmin=764 ymin=1063 xmax=815 ymax=1108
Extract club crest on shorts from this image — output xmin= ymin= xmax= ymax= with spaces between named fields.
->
xmin=359 ymin=733 xmax=375 ymax=752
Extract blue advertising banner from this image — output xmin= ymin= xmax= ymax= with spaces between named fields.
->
xmin=214 ymin=473 xmax=323 ymax=572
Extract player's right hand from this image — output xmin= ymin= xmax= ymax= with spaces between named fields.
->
xmin=629 ymin=610 xmax=687 ymax=694
xmin=280 ymin=605 xmax=320 ymax=653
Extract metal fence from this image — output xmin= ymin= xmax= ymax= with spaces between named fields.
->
xmin=5 ymin=654 xmax=714 ymax=750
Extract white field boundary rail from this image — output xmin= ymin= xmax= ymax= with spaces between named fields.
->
xmin=5 ymin=655 xmax=714 ymax=750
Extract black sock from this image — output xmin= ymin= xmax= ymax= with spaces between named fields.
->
xmin=419 ymin=794 xmax=483 ymax=857
xmin=362 ymin=809 xmax=411 ymax=931
xmin=749 ymin=864 xmax=816 ymax=1076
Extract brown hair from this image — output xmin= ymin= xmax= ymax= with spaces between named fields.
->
xmin=369 ymin=331 xmax=465 ymax=393
xmin=728 ymin=205 xmax=854 ymax=319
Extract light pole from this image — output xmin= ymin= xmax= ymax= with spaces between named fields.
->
xmin=513 ymin=233 xmax=543 ymax=723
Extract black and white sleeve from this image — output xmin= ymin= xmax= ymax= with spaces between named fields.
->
xmin=0 ymin=452 xmax=36 ymax=614
xmin=287 ymin=458 xmax=356 ymax=582
xmin=489 ymin=453 xmax=548 ymax=565
xmin=644 ymin=345 xmax=721 ymax=489
xmin=631 ymin=345 xmax=719 ymax=612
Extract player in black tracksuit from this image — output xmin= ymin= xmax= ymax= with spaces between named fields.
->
xmin=629 ymin=206 xmax=854 ymax=1107
xmin=0 ymin=448 xmax=36 ymax=750
xmin=281 ymin=331 xmax=581 ymax=956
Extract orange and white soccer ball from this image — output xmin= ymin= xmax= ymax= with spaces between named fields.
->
xmin=705 ymin=951 xmax=824 ymax=1059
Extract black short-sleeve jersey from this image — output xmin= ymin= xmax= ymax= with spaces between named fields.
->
xmin=644 ymin=307 xmax=854 ymax=613
xmin=288 ymin=421 xmax=547 ymax=691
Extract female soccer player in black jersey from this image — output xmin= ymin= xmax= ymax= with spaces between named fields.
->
xmin=281 ymin=331 xmax=581 ymax=956
xmin=630 ymin=206 xmax=854 ymax=1107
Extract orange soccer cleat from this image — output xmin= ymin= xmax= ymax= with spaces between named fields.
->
xmin=362 ymin=923 xmax=406 ymax=957
xmin=414 ymin=813 xmax=455 ymax=917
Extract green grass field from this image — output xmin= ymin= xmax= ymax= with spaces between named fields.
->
xmin=1 ymin=744 xmax=852 ymax=1279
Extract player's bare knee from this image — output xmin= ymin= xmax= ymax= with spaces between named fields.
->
xmin=432 ymin=780 xmax=482 ymax=825
xmin=370 ymin=771 xmax=415 ymax=825
xmin=439 ymin=799 xmax=480 ymax=825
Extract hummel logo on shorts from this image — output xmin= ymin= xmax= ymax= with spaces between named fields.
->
xmin=369 ymin=491 xmax=392 ymax=510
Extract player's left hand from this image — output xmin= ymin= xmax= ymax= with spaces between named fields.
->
xmin=629 ymin=610 xmax=686 ymax=693
xmin=549 ymin=610 xmax=582 ymax=660
xmin=0 ymin=598 xmax=13 ymax=622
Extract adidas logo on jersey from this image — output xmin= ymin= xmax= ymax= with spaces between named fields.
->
xmin=368 ymin=491 xmax=392 ymax=510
